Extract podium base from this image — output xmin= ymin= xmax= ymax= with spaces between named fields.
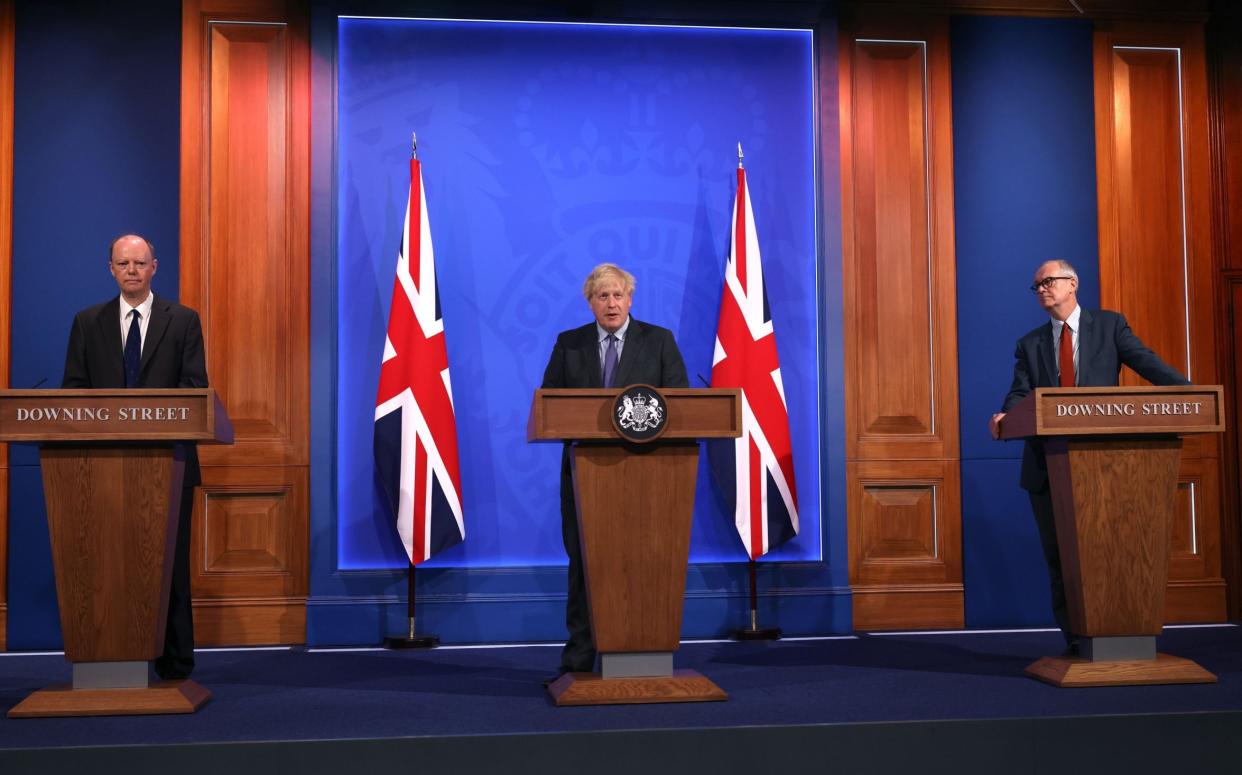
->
xmin=8 ymin=679 xmax=212 ymax=718
xmin=1025 ymin=653 xmax=1217 ymax=687
xmin=548 ymin=669 xmax=728 ymax=706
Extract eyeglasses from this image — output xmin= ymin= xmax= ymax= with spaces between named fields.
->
xmin=1029 ymin=276 xmax=1073 ymax=293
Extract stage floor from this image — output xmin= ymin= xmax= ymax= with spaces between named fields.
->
xmin=2 ymin=625 xmax=1241 ymax=773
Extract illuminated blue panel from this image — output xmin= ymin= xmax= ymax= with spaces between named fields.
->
xmin=337 ymin=17 xmax=819 ymax=569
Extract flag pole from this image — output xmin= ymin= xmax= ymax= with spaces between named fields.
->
xmin=732 ymin=557 xmax=781 ymax=640
xmin=382 ymin=130 xmax=441 ymax=650
xmin=730 ymin=139 xmax=779 ymax=641
xmin=385 ymin=561 xmax=440 ymax=649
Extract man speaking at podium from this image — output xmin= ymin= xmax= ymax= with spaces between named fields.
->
xmin=989 ymin=259 xmax=1188 ymax=655
xmin=540 ymin=263 xmax=688 ymax=682
xmin=61 ymin=234 xmax=209 ymax=681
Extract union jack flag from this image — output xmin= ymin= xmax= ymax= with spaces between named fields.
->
xmin=374 ymin=153 xmax=464 ymax=564
xmin=709 ymin=162 xmax=799 ymax=559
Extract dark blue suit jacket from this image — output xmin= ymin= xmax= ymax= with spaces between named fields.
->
xmin=541 ymin=317 xmax=688 ymax=390
xmin=1001 ymin=308 xmax=1189 ymax=491
xmin=62 ymin=294 xmax=209 ymax=485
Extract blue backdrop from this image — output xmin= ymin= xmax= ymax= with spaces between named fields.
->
xmin=950 ymin=15 xmax=1101 ymax=627
xmin=6 ymin=0 xmax=182 ymax=649
xmin=334 ymin=18 xmax=822 ymax=570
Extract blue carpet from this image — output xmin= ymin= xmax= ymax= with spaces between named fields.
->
xmin=1 ymin=626 xmax=1240 ymax=749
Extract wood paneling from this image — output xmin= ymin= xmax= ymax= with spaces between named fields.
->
xmin=841 ymin=0 xmax=1210 ymax=21
xmin=0 ymin=0 xmax=13 ymax=651
xmin=196 ymin=466 xmax=307 ymax=598
xmin=1094 ymin=20 xmax=1225 ymax=622
xmin=849 ymin=460 xmax=963 ymax=628
xmin=181 ymin=0 xmax=309 ymax=645
xmin=1220 ymin=277 xmax=1242 ymax=619
xmin=839 ymin=14 xmax=962 ymax=628
xmin=1209 ymin=14 xmax=1242 ymax=620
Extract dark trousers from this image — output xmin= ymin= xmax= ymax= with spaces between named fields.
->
xmin=1028 ymin=486 xmax=1074 ymax=645
xmin=155 ymin=472 xmax=196 ymax=680
xmin=559 ymin=449 xmax=595 ymax=673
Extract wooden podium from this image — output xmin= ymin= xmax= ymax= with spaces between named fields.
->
xmin=528 ymin=387 xmax=740 ymax=705
xmin=999 ymin=385 xmax=1224 ymax=687
xmin=0 ymin=389 xmax=233 ymax=717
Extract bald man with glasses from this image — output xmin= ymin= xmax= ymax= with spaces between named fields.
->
xmin=989 ymin=259 xmax=1188 ymax=656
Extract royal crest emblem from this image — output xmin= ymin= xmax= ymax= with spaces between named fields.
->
xmin=611 ymin=385 xmax=670 ymax=443
xmin=618 ymin=393 xmax=663 ymax=432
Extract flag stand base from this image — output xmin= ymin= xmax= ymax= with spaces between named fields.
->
xmin=731 ymin=626 xmax=781 ymax=641
xmin=385 ymin=565 xmax=438 ymax=649
xmin=731 ymin=560 xmax=781 ymax=641
xmin=383 ymin=634 xmax=440 ymax=649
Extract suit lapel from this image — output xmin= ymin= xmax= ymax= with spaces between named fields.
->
xmin=1075 ymin=308 xmax=1095 ymax=385
xmin=141 ymin=296 xmax=172 ymax=376
xmin=611 ymin=318 xmax=643 ymax=388
xmin=95 ymin=298 xmax=126 ymax=387
xmin=1035 ymin=322 xmax=1057 ymax=388
xmin=577 ymin=324 xmax=603 ymax=387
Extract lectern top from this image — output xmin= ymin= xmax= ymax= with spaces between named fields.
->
xmin=999 ymin=385 xmax=1224 ymax=440
xmin=0 ymin=388 xmax=234 ymax=443
xmin=528 ymin=387 xmax=742 ymax=442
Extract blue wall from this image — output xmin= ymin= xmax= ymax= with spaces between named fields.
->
xmin=7 ymin=0 xmax=182 ymax=648
xmin=950 ymin=15 xmax=1100 ymax=628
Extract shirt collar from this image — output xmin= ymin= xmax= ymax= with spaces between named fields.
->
xmin=121 ymin=292 xmax=155 ymax=320
xmin=1051 ymin=304 xmax=1080 ymax=334
xmin=596 ymin=316 xmax=631 ymax=342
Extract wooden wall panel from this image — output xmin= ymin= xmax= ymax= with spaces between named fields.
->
xmin=840 ymin=14 xmax=962 ymax=629
xmin=1225 ymin=279 xmax=1242 ymax=618
xmin=1209 ymin=13 xmax=1242 ymax=620
xmin=1094 ymin=21 xmax=1225 ymax=622
xmin=181 ymin=0 xmax=309 ymax=645
xmin=0 ymin=0 xmax=13 ymax=651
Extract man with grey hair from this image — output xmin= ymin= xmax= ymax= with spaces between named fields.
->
xmin=989 ymin=258 xmax=1187 ymax=655
xmin=540 ymin=263 xmax=688 ymax=682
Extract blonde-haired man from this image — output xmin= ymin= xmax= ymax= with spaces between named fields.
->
xmin=540 ymin=263 xmax=687 ymax=682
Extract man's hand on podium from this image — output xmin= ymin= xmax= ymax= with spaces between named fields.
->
xmin=989 ymin=412 xmax=1006 ymax=440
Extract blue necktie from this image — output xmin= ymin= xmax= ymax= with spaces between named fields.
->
xmin=124 ymin=310 xmax=142 ymax=388
xmin=602 ymin=334 xmax=618 ymax=388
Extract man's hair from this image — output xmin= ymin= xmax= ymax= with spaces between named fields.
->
xmin=582 ymin=263 xmax=635 ymax=299
xmin=1048 ymin=258 xmax=1077 ymax=280
xmin=109 ymin=234 xmax=157 ymax=262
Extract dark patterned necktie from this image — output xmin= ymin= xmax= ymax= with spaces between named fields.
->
xmin=602 ymin=334 xmax=618 ymax=388
xmin=125 ymin=310 xmax=142 ymax=388
xmin=1058 ymin=322 xmax=1075 ymax=388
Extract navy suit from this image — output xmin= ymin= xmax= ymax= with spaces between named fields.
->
xmin=1000 ymin=308 xmax=1188 ymax=640
xmin=541 ymin=318 xmax=688 ymax=672
xmin=62 ymin=294 xmax=208 ymax=679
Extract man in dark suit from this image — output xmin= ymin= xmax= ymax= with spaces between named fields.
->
xmin=62 ymin=234 xmax=209 ymax=680
xmin=989 ymin=258 xmax=1188 ymax=654
xmin=540 ymin=263 xmax=688 ymax=679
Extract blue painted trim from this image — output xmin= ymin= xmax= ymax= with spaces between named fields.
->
xmin=813 ymin=18 xmax=851 ymax=603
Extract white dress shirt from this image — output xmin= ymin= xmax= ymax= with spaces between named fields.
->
xmin=119 ymin=292 xmax=155 ymax=355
